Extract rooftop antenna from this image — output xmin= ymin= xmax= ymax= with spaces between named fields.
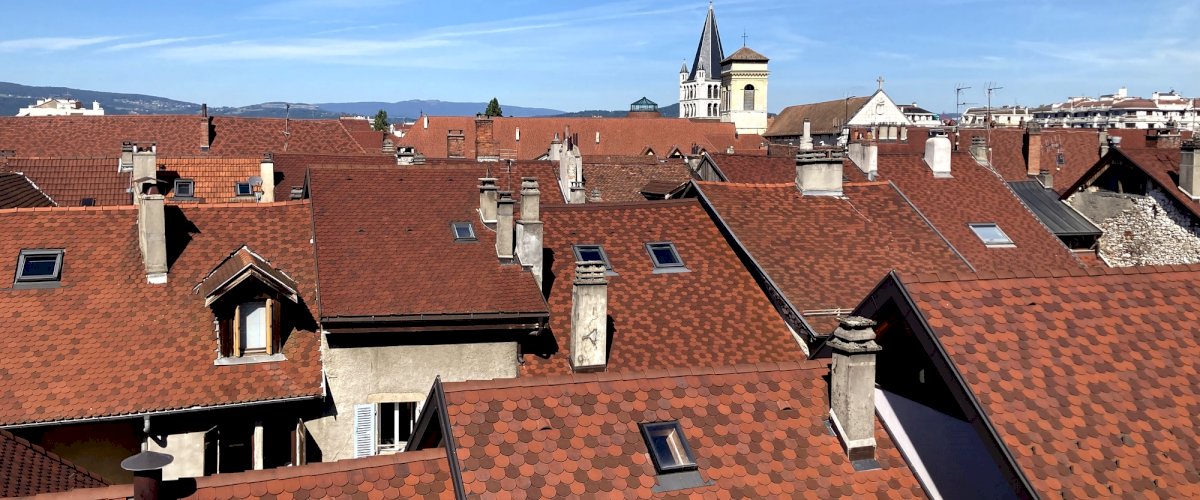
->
xmin=986 ymin=82 xmax=1003 ymax=165
xmin=955 ymin=83 xmax=972 ymax=118
xmin=283 ymin=103 xmax=292 ymax=152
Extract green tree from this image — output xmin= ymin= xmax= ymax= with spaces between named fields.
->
xmin=372 ymin=109 xmax=389 ymax=131
xmin=484 ymin=98 xmax=503 ymax=117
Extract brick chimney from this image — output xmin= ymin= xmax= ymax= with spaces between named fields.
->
xmin=1179 ymin=139 xmax=1200 ymax=200
xmin=1024 ymin=122 xmax=1042 ymax=177
xmin=827 ymin=316 xmax=882 ymax=462
xmin=1147 ymin=128 xmax=1182 ymax=150
xmin=475 ymin=117 xmax=499 ymax=161
xmin=259 ymin=153 xmax=275 ymax=203
xmin=516 ymin=178 xmax=544 ymax=289
xmin=925 ymin=135 xmax=952 ymax=177
xmin=121 ymin=450 xmax=173 ymax=500
xmin=200 ymin=106 xmax=212 ymax=152
xmin=138 ymin=185 xmax=168 ymax=284
xmin=447 ymin=129 xmax=465 ymax=158
xmin=478 ymin=178 xmax=498 ymax=224
xmin=570 ymin=261 xmax=608 ymax=372
xmin=495 ymin=191 xmax=515 ymax=262
xmin=799 ymin=118 xmax=814 ymax=151
xmin=795 ymin=150 xmax=845 ymax=196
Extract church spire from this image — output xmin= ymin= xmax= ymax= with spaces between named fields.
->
xmin=687 ymin=2 xmax=725 ymax=83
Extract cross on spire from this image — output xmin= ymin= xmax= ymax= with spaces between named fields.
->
xmin=876 ymin=76 xmax=885 ymax=90
xmin=741 ymin=30 xmax=748 ymax=47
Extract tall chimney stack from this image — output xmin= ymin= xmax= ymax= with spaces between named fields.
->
xmin=968 ymin=136 xmax=989 ymax=165
xmin=478 ymin=178 xmax=498 ymax=224
xmin=827 ymin=316 xmax=882 ymax=462
xmin=1099 ymin=130 xmax=1110 ymax=157
xmin=516 ymin=178 xmax=544 ymax=289
xmin=122 ymin=450 xmax=173 ymax=500
xmin=847 ymin=138 xmax=878 ymax=180
xmin=549 ymin=132 xmax=563 ymax=162
xmin=139 ymin=186 xmax=168 ymax=284
xmin=570 ymin=261 xmax=608 ymax=372
xmin=800 ymin=118 xmax=814 ymax=151
xmin=795 ymin=150 xmax=845 ymax=196
xmin=132 ymin=142 xmax=157 ymax=185
xmin=447 ymin=129 xmax=465 ymax=158
xmin=925 ymin=134 xmax=952 ymax=177
xmin=259 ymin=153 xmax=275 ymax=203
xmin=1024 ymin=122 xmax=1042 ymax=177
xmin=475 ymin=117 xmax=499 ymax=162
xmin=1179 ymin=139 xmax=1200 ymax=200
xmin=495 ymin=191 xmax=515 ymax=262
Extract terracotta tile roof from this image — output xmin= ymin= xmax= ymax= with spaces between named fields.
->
xmin=40 ymin=448 xmax=454 ymax=500
xmin=308 ymin=166 xmax=549 ymax=319
xmin=523 ymin=200 xmax=804 ymax=375
xmin=1 ymin=428 xmax=107 ymax=497
xmin=765 ymin=96 xmax=872 ymax=137
xmin=0 ymin=116 xmax=368 ymax=158
xmin=443 ymin=361 xmax=926 ymax=498
xmin=878 ymin=152 xmax=1082 ymax=273
xmin=706 ymin=152 xmax=794 ymax=183
xmin=157 ymin=157 xmax=263 ymax=203
xmin=0 ymin=202 xmax=322 ymax=425
xmin=902 ymin=267 xmax=1200 ymax=497
xmin=697 ymin=180 xmax=971 ymax=325
xmin=2 ymin=158 xmax=130 ymax=206
xmin=582 ymin=157 xmax=693 ymax=202
xmin=270 ymin=152 xmax=396 ymax=201
xmin=397 ymin=116 xmax=761 ymax=160
xmin=721 ymin=46 xmax=769 ymax=63
xmin=338 ymin=118 xmax=392 ymax=155
xmin=953 ymin=128 xmax=1103 ymax=191
xmin=0 ymin=171 xmax=55 ymax=208
xmin=196 ymin=246 xmax=299 ymax=302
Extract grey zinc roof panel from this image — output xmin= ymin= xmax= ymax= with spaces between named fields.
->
xmin=1009 ymin=180 xmax=1101 ymax=237
xmin=687 ymin=6 xmax=724 ymax=82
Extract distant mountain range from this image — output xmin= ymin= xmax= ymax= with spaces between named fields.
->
xmin=1 ymin=82 xmax=667 ymax=120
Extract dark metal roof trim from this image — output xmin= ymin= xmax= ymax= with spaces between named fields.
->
xmin=1009 ymin=180 xmax=1101 ymax=237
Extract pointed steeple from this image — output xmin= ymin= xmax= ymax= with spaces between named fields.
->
xmin=680 ymin=62 xmax=688 ymax=74
xmin=687 ymin=2 xmax=725 ymax=83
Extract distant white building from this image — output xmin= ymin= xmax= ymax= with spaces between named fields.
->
xmin=960 ymin=105 xmax=1031 ymax=128
xmin=17 ymin=98 xmax=104 ymax=117
xmin=1031 ymin=87 xmax=1199 ymax=131
xmin=898 ymin=103 xmax=940 ymax=127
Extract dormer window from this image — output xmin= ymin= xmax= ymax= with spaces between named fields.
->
xmin=572 ymin=244 xmax=615 ymax=274
xmin=14 ymin=249 xmax=64 ymax=289
xmin=451 ymin=222 xmax=476 ymax=242
xmin=175 ymin=179 xmax=195 ymax=198
xmin=235 ymin=182 xmax=253 ymax=196
xmin=198 ymin=246 xmax=300 ymax=365
xmin=646 ymin=242 xmax=688 ymax=273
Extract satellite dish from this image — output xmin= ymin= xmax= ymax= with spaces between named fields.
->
xmin=248 ymin=176 xmax=263 ymax=186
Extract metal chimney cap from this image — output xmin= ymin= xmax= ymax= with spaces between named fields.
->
xmin=121 ymin=450 xmax=174 ymax=472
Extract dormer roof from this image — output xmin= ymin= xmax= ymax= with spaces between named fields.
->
xmin=721 ymin=46 xmax=768 ymax=64
xmin=196 ymin=245 xmax=300 ymax=306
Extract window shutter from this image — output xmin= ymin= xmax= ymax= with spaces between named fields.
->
xmin=232 ymin=304 xmax=242 ymax=356
xmin=353 ymin=404 xmax=376 ymax=458
xmin=265 ymin=298 xmax=278 ymax=355
xmin=218 ymin=315 xmax=233 ymax=358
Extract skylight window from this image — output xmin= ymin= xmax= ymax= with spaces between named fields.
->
xmin=645 ymin=242 xmax=686 ymax=272
xmin=451 ymin=222 xmax=476 ymax=241
xmin=572 ymin=244 xmax=615 ymax=274
xmin=175 ymin=179 xmax=195 ymax=198
xmin=969 ymin=223 xmax=1015 ymax=247
xmin=14 ymin=249 xmax=64 ymax=288
xmin=235 ymin=182 xmax=253 ymax=196
xmin=640 ymin=421 xmax=697 ymax=473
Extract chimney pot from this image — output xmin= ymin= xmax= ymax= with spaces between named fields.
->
xmin=800 ymin=118 xmax=814 ymax=151
xmin=259 ymin=154 xmax=276 ymax=203
xmin=795 ymin=150 xmax=845 ymax=196
xmin=138 ymin=190 xmax=168 ymax=284
xmin=478 ymin=178 xmax=498 ymax=223
xmin=519 ymin=177 xmax=540 ymax=222
xmin=495 ymin=191 xmax=515 ymax=261
xmin=516 ymin=178 xmax=544 ymax=289
xmin=925 ymin=135 xmax=953 ymax=177
xmin=827 ymin=316 xmax=882 ymax=462
xmin=122 ymin=450 xmax=173 ymax=500
xmin=570 ymin=261 xmax=608 ymax=372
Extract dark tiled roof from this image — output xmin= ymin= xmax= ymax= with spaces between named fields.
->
xmin=582 ymin=157 xmax=693 ymax=202
xmin=444 ymin=361 xmax=926 ymax=498
xmin=0 ymin=202 xmax=322 ymax=425
xmin=523 ymin=200 xmax=804 ymax=375
xmin=697 ymin=181 xmax=970 ymax=323
xmin=46 ymin=448 xmax=454 ymax=500
xmin=207 ymin=117 xmax=367 ymax=156
xmin=270 ymin=152 xmax=396 ymax=201
xmin=765 ymin=96 xmax=871 ymax=137
xmin=157 ymin=157 xmax=263 ymax=203
xmin=0 ymin=172 xmax=55 ymax=208
xmin=953 ymin=128 xmax=1103 ymax=192
xmin=1 ymin=428 xmax=107 ymax=497
xmin=879 ymin=152 xmax=1083 ymax=273
xmin=721 ymin=46 xmax=768 ymax=63
xmin=196 ymin=246 xmax=300 ymax=302
xmin=2 ymin=158 xmax=130 ymax=206
xmin=903 ymin=267 xmax=1200 ymax=497
xmin=706 ymin=152 xmax=795 ymax=183
xmin=397 ymin=116 xmax=760 ymax=160
xmin=308 ymin=166 xmax=549 ymax=319
xmin=1009 ymin=180 xmax=1101 ymax=236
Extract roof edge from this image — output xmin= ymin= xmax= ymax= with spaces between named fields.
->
xmin=443 ymin=360 xmax=829 ymax=394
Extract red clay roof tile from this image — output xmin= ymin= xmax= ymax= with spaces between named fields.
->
xmin=0 ymin=171 xmax=55 ymax=208
xmin=1 ymin=428 xmax=107 ymax=497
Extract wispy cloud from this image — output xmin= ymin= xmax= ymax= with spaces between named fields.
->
xmin=0 ymin=36 xmax=123 ymax=52
xmin=100 ymin=36 xmax=224 ymax=52
xmin=157 ymin=38 xmax=451 ymax=62
xmin=242 ymin=0 xmax=406 ymax=20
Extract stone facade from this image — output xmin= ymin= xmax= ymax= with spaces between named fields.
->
xmin=1068 ymin=189 xmax=1200 ymax=266
xmin=719 ymin=54 xmax=769 ymax=134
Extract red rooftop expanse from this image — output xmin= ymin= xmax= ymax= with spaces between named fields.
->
xmin=581 ymin=156 xmax=693 ymax=202
xmin=308 ymin=166 xmax=550 ymax=319
xmin=443 ymin=361 xmax=926 ymax=498
xmin=697 ymin=180 xmax=971 ymax=333
xmin=398 ymin=116 xmax=764 ymax=160
xmin=524 ymin=200 xmax=804 ymax=375
xmin=0 ymin=202 xmax=322 ymax=426
xmin=902 ymin=267 xmax=1200 ymax=498
xmin=953 ymin=128 xmax=1104 ymax=192
xmin=1 ymin=428 xmax=107 ymax=497
xmin=878 ymin=152 xmax=1082 ymax=274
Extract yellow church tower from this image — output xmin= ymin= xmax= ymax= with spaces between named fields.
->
xmin=719 ymin=45 xmax=769 ymax=134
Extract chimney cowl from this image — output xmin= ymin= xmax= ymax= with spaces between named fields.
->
xmin=925 ymin=135 xmax=953 ymax=177
xmin=122 ymin=449 xmax=173 ymax=500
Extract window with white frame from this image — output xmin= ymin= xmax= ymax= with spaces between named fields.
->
xmin=354 ymin=401 xmax=423 ymax=457
xmin=968 ymin=223 xmax=1015 ymax=247
xmin=238 ymin=300 xmax=268 ymax=354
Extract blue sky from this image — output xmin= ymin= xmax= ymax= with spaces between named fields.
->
xmin=1 ymin=0 xmax=1197 ymax=114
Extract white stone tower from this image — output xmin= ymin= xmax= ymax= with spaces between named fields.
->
xmin=678 ymin=3 xmax=724 ymax=120
xmin=719 ymin=46 xmax=769 ymax=134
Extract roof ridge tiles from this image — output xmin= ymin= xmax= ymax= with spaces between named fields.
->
xmin=695 ymin=180 xmax=794 ymax=189
xmin=540 ymin=198 xmax=697 ymax=212
xmin=902 ymin=262 xmax=1200 ymax=285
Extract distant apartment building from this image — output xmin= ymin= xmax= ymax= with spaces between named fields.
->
xmin=1032 ymin=87 xmax=1199 ymax=131
xmin=898 ymin=103 xmax=940 ymax=127
xmin=960 ymin=105 xmax=1032 ymax=128
xmin=16 ymin=98 xmax=104 ymax=116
